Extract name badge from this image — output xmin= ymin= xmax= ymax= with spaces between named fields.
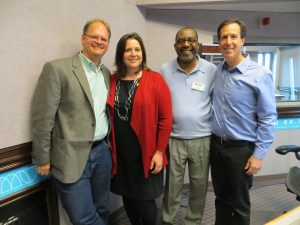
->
xmin=192 ymin=82 xmax=205 ymax=91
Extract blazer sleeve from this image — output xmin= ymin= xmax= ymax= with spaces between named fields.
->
xmin=31 ymin=62 xmax=61 ymax=165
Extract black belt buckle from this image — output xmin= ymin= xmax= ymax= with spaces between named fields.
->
xmin=212 ymin=133 xmax=228 ymax=145
xmin=220 ymin=137 xmax=228 ymax=144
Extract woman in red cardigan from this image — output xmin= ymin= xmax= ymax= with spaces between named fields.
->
xmin=107 ymin=32 xmax=172 ymax=225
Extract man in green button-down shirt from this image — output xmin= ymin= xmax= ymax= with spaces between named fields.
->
xmin=31 ymin=18 xmax=112 ymax=225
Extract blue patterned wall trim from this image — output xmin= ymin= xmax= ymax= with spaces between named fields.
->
xmin=275 ymin=118 xmax=300 ymax=130
xmin=0 ymin=164 xmax=50 ymax=199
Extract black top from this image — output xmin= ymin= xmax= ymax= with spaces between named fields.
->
xmin=111 ymin=80 xmax=163 ymax=200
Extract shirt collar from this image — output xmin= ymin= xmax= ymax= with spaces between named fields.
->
xmin=221 ymin=54 xmax=250 ymax=74
xmin=79 ymin=52 xmax=104 ymax=72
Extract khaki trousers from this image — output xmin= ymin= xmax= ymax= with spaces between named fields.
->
xmin=162 ymin=136 xmax=211 ymax=225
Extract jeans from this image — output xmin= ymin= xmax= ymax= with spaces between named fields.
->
xmin=54 ymin=142 xmax=112 ymax=225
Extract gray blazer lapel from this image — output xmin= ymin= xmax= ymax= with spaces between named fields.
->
xmin=72 ymin=54 xmax=94 ymax=108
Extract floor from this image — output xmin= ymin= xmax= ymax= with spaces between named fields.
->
xmin=109 ymin=183 xmax=300 ymax=225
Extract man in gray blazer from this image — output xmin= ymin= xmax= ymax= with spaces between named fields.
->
xmin=31 ymin=19 xmax=112 ymax=225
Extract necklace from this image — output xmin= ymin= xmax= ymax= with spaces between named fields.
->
xmin=114 ymin=77 xmax=141 ymax=121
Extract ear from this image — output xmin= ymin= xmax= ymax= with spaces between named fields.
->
xmin=241 ymin=38 xmax=245 ymax=46
xmin=81 ymin=35 xmax=85 ymax=45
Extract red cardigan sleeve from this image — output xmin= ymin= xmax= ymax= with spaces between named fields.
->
xmin=156 ymin=73 xmax=172 ymax=152
xmin=131 ymin=70 xmax=172 ymax=177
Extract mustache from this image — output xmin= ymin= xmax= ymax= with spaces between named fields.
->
xmin=180 ymin=46 xmax=194 ymax=51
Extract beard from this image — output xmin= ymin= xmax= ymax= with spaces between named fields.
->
xmin=179 ymin=54 xmax=195 ymax=62
xmin=178 ymin=47 xmax=198 ymax=62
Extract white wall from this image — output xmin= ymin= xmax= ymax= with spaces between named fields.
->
xmin=0 ymin=0 xmax=146 ymax=148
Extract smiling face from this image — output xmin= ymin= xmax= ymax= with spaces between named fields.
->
xmin=174 ymin=28 xmax=199 ymax=63
xmin=219 ymin=22 xmax=245 ymax=68
xmin=81 ymin=21 xmax=110 ymax=64
xmin=123 ymin=38 xmax=143 ymax=73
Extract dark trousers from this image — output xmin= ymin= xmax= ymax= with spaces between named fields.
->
xmin=210 ymin=135 xmax=254 ymax=225
xmin=122 ymin=197 xmax=157 ymax=225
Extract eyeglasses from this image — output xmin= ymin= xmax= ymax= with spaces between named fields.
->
xmin=84 ymin=34 xmax=108 ymax=43
xmin=176 ymin=38 xmax=198 ymax=45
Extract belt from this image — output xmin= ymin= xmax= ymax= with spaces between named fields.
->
xmin=91 ymin=138 xmax=106 ymax=148
xmin=211 ymin=133 xmax=254 ymax=146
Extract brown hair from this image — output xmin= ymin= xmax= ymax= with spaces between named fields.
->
xmin=114 ymin=32 xmax=149 ymax=78
xmin=217 ymin=18 xmax=247 ymax=41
